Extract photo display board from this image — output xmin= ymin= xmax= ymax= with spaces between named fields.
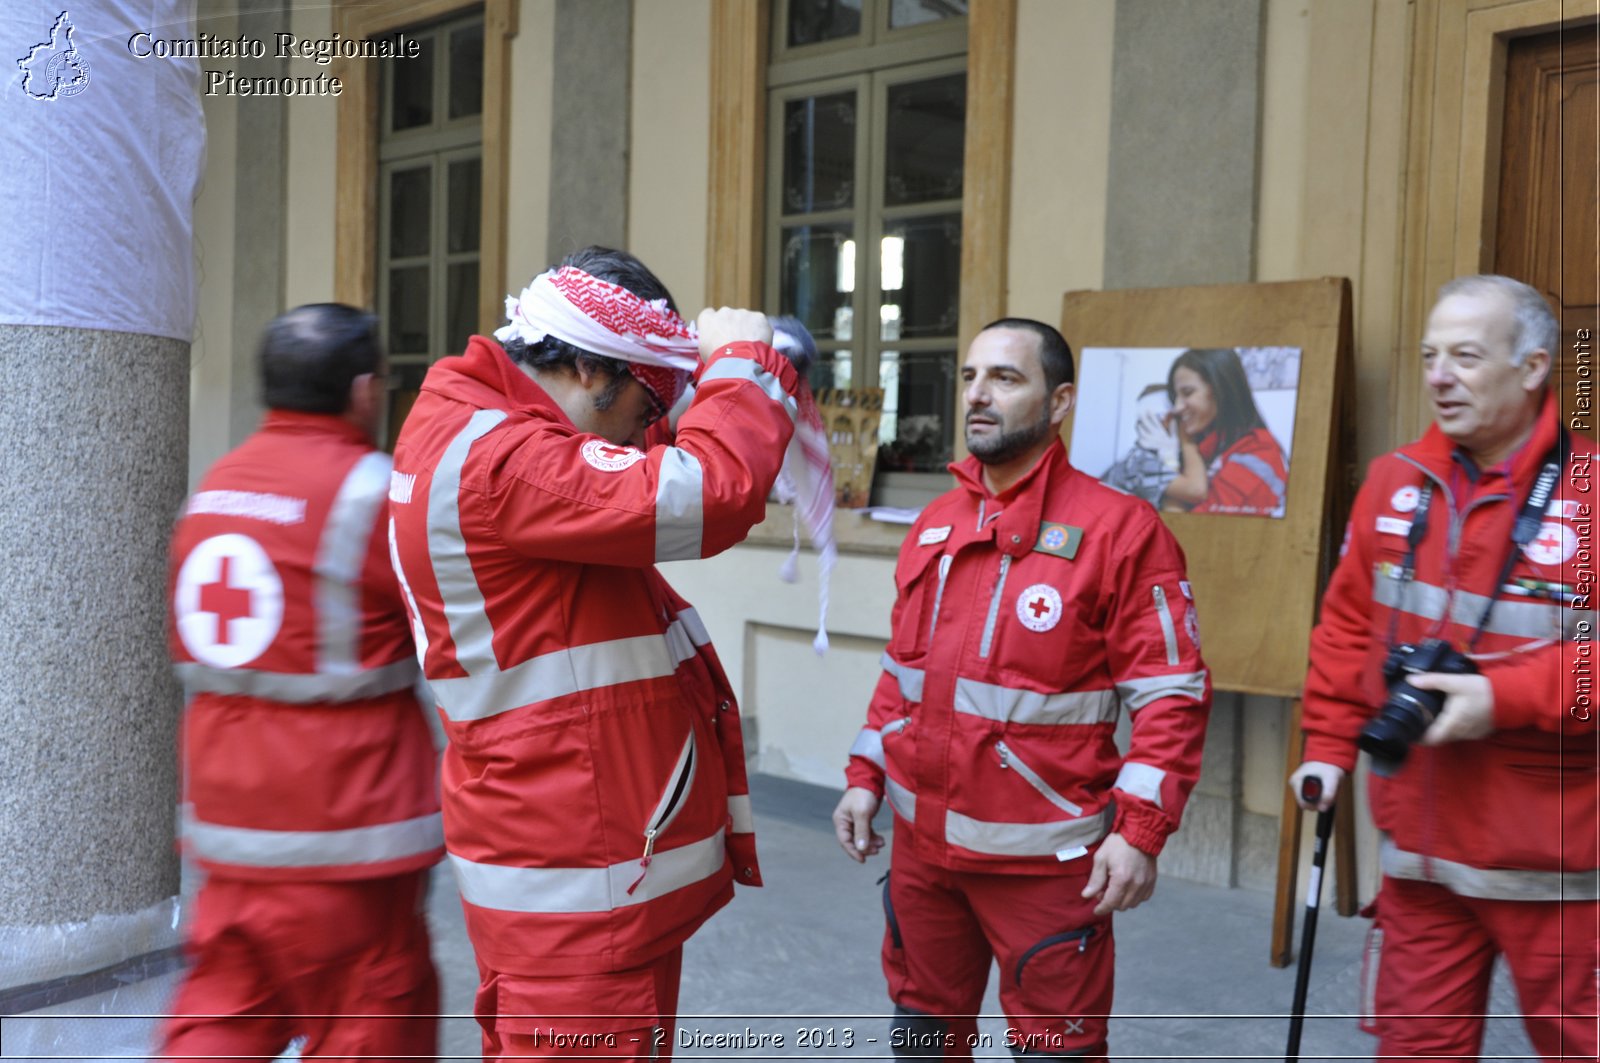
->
xmin=1060 ymin=279 xmax=1352 ymax=696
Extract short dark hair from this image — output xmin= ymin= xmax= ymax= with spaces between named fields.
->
xmin=1166 ymin=347 xmax=1267 ymax=452
xmin=503 ymin=246 xmax=679 ymax=393
xmin=259 ymin=303 xmax=382 ymax=414
xmin=978 ymin=318 xmax=1075 ymax=390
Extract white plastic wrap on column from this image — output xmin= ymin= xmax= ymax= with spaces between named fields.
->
xmin=0 ymin=895 xmax=180 ymax=991
xmin=0 ymin=2 xmax=204 ymax=341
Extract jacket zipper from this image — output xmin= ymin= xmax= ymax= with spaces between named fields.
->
xmin=882 ymin=717 xmax=912 ymax=738
xmin=978 ymin=555 xmax=1012 ymax=660
xmin=995 ymin=740 xmax=1083 ymax=816
xmin=927 ymin=554 xmax=953 ymax=644
xmin=1151 ymin=585 xmax=1179 ymax=665
xmin=628 ymin=732 xmax=697 ymax=895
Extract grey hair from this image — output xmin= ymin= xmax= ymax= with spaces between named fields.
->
xmin=1436 ymin=274 xmax=1559 ymax=367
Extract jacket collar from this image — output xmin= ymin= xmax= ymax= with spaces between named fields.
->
xmin=260 ymin=408 xmax=373 ymax=446
xmin=1397 ymin=390 xmax=1561 ymax=491
xmin=947 ymin=438 xmax=1077 ymax=558
xmin=421 ymin=335 xmax=573 ymax=426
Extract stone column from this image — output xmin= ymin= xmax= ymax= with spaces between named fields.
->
xmin=547 ymin=0 xmax=633 ymax=260
xmin=1102 ymin=0 xmax=1266 ymax=887
xmin=0 ymin=2 xmax=204 ymax=991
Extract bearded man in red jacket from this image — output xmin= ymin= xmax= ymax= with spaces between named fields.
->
xmin=834 ymin=318 xmax=1212 ymax=1061
xmin=388 ymin=246 xmax=801 ymax=1060
xmin=163 ymin=304 xmax=443 ymax=1059
xmin=1292 ymin=274 xmax=1597 ymax=1061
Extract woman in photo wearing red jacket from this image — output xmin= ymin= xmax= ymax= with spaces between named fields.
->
xmin=1159 ymin=347 xmax=1289 ymax=517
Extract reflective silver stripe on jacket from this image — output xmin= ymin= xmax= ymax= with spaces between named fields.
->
xmin=881 ymin=653 xmax=925 ymax=702
xmin=978 ymin=555 xmax=1011 ymax=659
xmin=430 ymin=409 xmax=510 ymax=675
xmin=729 ymin=794 xmax=754 ymax=834
xmin=430 ymin=615 xmax=704 ymax=722
xmin=954 ymin=677 xmax=1118 ymax=727
xmin=1380 ymin=837 xmax=1599 ymax=902
xmin=183 ymin=807 xmax=443 ymax=868
xmin=1152 ymin=585 xmax=1179 ymax=665
xmin=849 ymin=727 xmax=885 ymax=769
xmin=1227 ymin=452 xmax=1285 ymax=501
xmin=314 ymin=451 xmax=393 ymax=674
xmin=1373 ymin=570 xmax=1593 ymax=642
xmin=176 ymin=657 xmax=419 ymax=703
xmin=655 ymin=448 xmax=705 ymax=562
xmin=448 ymin=827 xmax=727 ymax=913
xmin=698 ymin=357 xmax=799 ymax=422
xmin=885 ymin=776 xmax=917 ymax=823
xmin=946 ymin=805 xmax=1114 ymax=858
xmin=1114 ymin=761 xmax=1166 ymax=808
xmin=1116 ymin=671 xmax=1208 ymax=711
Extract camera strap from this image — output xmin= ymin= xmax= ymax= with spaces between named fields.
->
xmin=1383 ymin=428 xmax=1568 ymax=651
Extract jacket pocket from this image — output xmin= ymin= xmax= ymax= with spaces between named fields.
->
xmin=995 ymin=739 xmax=1083 ymax=816
xmin=627 ymin=731 xmax=697 ymax=895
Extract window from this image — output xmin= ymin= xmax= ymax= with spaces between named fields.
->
xmin=766 ymin=0 xmax=968 ymax=480
xmin=376 ymin=12 xmax=484 ymax=447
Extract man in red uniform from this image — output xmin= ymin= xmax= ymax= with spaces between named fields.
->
xmin=387 ymin=247 xmax=800 ymax=1059
xmin=833 ymin=318 xmax=1212 ymax=1061
xmin=162 ymin=304 xmax=443 ymax=1059
xmin=1293 ymin=274 xmax=1598 ymax=1060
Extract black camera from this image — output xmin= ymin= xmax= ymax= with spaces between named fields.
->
xmin=1357 ymin=639 xmax=1477 ymax=772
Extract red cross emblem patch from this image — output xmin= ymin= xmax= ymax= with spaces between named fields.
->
xmin=581 ymin=438 xmax=646 ymax=472
xmin=1016 ymin=583 xmax=1064 ymax=633
xmin=1523 ymin=521 xmax=1576 ymax=567
xmin=173 ymin=533 xmax=284 ymax=668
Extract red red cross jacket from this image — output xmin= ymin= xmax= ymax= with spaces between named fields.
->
xmin=168 ymin=411 xmax=443 ymax=882
xmin=1303 ymin=393 xmax=1598 ymax=898
xmin=387 ymin=336 xmax=799 ymax=976
xmin=1193 ymin=426 xmax=1288 ymax=517
xmin=845 ymin=440 xmax=1212 ymax=871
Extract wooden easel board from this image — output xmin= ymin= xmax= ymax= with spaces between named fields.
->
xmin=1060 ymin=278 xmax=1352 ymax=698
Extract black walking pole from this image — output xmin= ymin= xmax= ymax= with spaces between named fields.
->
xmin=1285 ymin=776 xmax=1335 ymax=1063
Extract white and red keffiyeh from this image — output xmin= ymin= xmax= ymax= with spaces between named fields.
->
xmin=495 ymin=266 xmax=697 ymax=409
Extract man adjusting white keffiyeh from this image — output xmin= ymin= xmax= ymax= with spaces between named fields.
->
xmin=494 ymin=261 xmax=837 ymax=652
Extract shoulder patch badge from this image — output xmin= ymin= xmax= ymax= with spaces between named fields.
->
xmin=919 ymin=525 xmax=952 ymax=547
xmin=1034 ymin=522 xmax=1083 ymax=560
xmin=1390 ymin=485 xmax=1420 ymax=514
xmin=581 ymin=438 xmax=646 ymax=472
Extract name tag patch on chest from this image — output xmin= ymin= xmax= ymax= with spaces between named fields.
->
xmin=1034 ymin=522 xmax=1083 ymax=560
xmin=919 ymin=525 xmax=952 ymax=547
xmin=1524 ymin=521 xmax=1577 ymax=566
xmin=1375 ymin=516 xmax=1412 ymax=537
xmin=1016 ymin=583 xmax=1064 ymax=633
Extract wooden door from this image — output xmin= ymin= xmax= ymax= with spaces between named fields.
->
xmin=1495 ymin=21 xmax=1598 ymax=439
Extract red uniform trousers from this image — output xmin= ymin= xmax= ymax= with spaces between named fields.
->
xmin=474 ymin=946 xmax=683 ymax=1062
xmin=1369 ymin=876 xmax=1599 ymax=1061
xmin=883 ymin=841 xmax=1114 ymax=1061
xmin=159 ymin=871 xmax=437 ymax=1061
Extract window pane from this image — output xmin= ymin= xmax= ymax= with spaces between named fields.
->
xmin=384 ymin=361 xmax=430 ymax=451
xmin=878 ymin=348 xmax=955 ymax=472
xmin=788 ymin=0 xmax=862 ymax=46
xmin=780 ymin=225 xmax=855 ymax=341
xmin=388 ymin=167 xmax=432 ymax=259
xmin=448 ymin=23 xmax=483 ymax=119
xmin=447 ymin=157 xmax=481 ymax=253
xmin=390 ymin=35 xmax=435 ymax=131
xmin=783 ymin=92 xmax=856 ymax=214
xmin=885 ymin=74 xmax=965 ymax=206
xmin=890 ymin=0 xmax=969 ymax=29
xmin=388 ymin=266 xmax=431 ymax=354
xmin=808 ymin=349 xmax=854 ymax=393
xmin=881 ymin=215 xmax=961 ymax=338
xmin=446 ymin=261 xmax=479 ymax=354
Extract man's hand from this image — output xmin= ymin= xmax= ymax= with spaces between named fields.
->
xmin=1081 ymin=833 xmax=1156 ymax=916
xmin=696 ymin=307 xmax=773 ymax=363
xmin=832 ymin=786 xmax=885 ymax=863
xmin=1414 ymin=672 xmax=1496 ymax=745
xmin=1288 ymin=761 xmax=1345 ymax=812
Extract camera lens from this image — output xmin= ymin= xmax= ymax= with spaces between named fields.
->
xmin=1358 ymin=684 xmax=1443 ymax=770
